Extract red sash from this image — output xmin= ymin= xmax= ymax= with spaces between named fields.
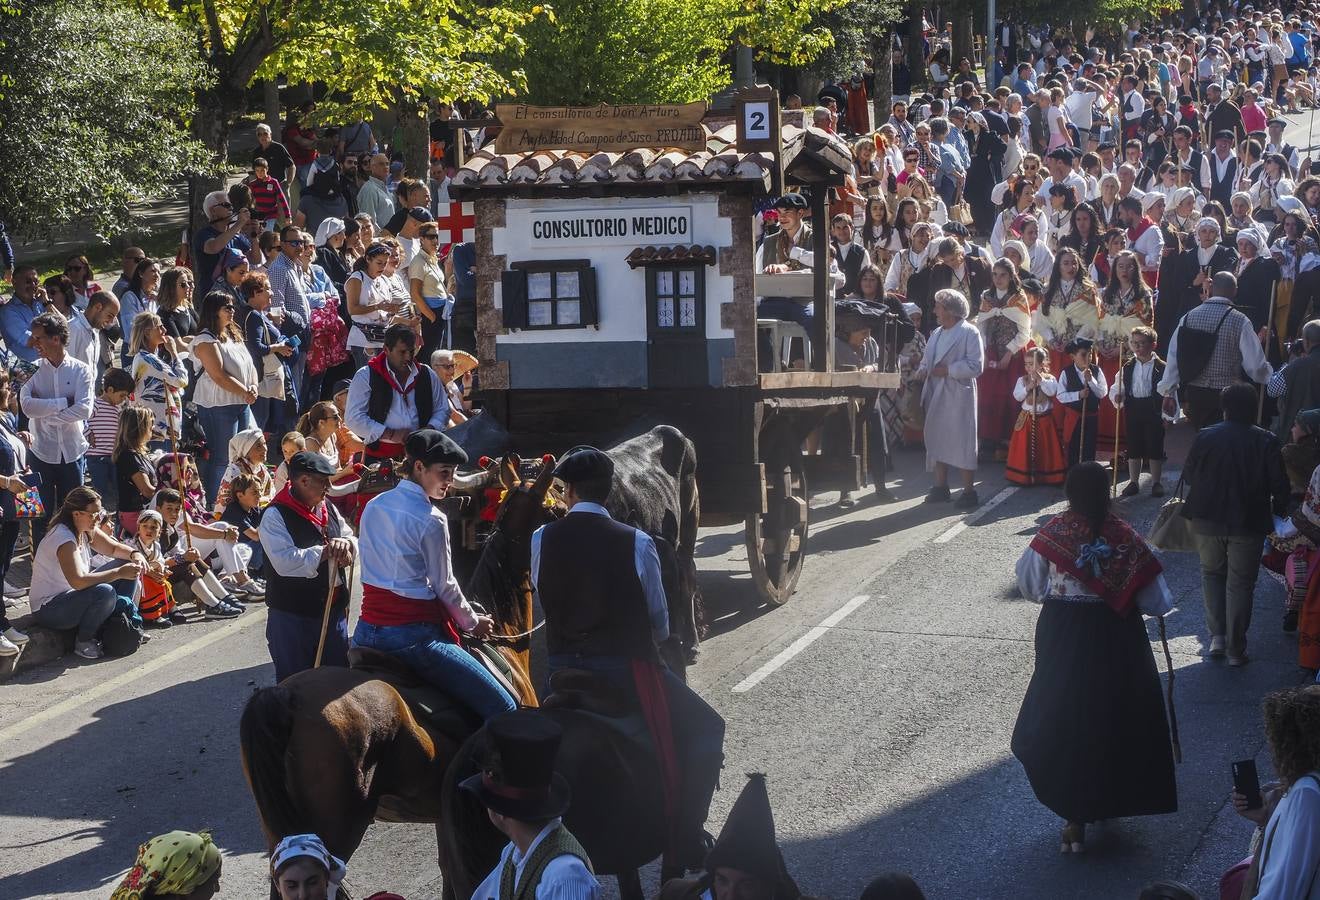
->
xmin=630 ymin=659 xmax=681 ymax=858
xmin=360 ymin=583 xmax=462 ymax=642
xmin=365 ymin=352 xmax=417 ymax=460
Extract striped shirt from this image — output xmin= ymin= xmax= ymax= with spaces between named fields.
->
xmin=247 ymin=175 xmax=290 ymax=222
xmin=85 ymin=397 xmax=122 ymax=458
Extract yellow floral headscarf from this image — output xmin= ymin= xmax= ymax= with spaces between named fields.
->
xmin=111 ymin=830 xmax=221 ymax=899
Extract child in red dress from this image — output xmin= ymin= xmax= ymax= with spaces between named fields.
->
xmin=1007 ymin=347 xmax=1068 ymax=485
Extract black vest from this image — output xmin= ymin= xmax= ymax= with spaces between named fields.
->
xmin=1121 ymin=357 xmax=1167 ymax=399
xmin=261 ymin=502 xmax=349 ymax=618
xmin=1208 ymin=154 xmax=1238 ymax=206
xmin=366 ymin=364 xmax=436 ymax=439
xmin=1062 ymin=364 xmax=1101 ymax=414
xmin=833 ymin=241 xmax=868 ymax=298
xmin=536 ymin=512 xmax=655 ymax=661
xmin=1183 ymin=149 xmax=1205 ymax=191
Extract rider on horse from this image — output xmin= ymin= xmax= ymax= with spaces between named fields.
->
xmin=351 ymin=428 xmax=518 ymax=719
xmin=531 ymin=446 xmax=726 ymax=871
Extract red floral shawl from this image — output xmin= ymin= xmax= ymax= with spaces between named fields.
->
xmin=1029 ymin=511 xmax=1163 ymax=617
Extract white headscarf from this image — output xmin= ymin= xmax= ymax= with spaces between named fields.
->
xmin=228 ymin=428 xmax=266 ymax=466
xmin=314 ymin=217 xmax=346 ymax=248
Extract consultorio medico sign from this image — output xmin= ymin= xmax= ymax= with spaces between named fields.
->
xmin=527 ymin=207 xmax=694 ymax=247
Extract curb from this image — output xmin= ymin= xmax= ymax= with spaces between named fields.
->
xmin=0 ymin=615 xmax=73 ymax=681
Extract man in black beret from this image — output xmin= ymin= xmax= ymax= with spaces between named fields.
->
xmin=258 ymin=451 xmax=358 ymax=681
xmin=532 ymin=445 xmax=726 ymax=869
xmin=351 ymin=428 xmax=517 ymax=719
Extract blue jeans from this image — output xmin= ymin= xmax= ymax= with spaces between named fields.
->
xmin=196 ymin=403 xmax=256 ymax=504
xmin=251 ymin=397 xmax=286 ymax=435
xmin=266 ymin=606 xmax=348 ymax=683
xmin=85 ymin=455 xmax=117 ymax=511
xmin=30 ymin=456 xmax=85 ymax=546
xmin=33 ymin=582 xmax=118 ymax=641
xmin=352 ymin=620 xmax=517 ymax=719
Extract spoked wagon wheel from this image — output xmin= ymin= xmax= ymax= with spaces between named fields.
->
xmin=744 ymin=445 xmax=808 ymax=607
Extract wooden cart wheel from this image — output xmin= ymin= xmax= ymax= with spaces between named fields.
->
xmin=744 ymin=448 xmax=808 ymax=607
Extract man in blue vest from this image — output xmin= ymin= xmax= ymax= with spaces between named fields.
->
xmin=532 ymin=446 xmax=725 ymax=869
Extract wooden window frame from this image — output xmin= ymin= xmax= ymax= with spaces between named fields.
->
xmin=644 ymin=263 xmax=706 ymax=335
xmin=508 ymin=259 xmax=596 ymax=330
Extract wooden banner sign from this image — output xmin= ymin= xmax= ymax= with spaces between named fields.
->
xmin=494 ymin=102 xmax=708 ymax=154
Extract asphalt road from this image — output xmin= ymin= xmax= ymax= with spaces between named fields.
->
xmin=0 ymin=425 xmax=1311 ymax=900
xmin=5 ymin=108 xmax=1320 ymax=900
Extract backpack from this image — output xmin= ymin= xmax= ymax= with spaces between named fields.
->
xmin=99 ymin=607 xmax=145 ymax=657
xmin=1174 ymin=306 xmax=1235 ymax=387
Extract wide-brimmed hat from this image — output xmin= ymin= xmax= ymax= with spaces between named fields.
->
xmin=458 ymin=710 xmax=572 ymax=820
xmin=451 ymin=350 xmax=479 ymax=379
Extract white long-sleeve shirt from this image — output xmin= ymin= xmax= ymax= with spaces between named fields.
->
xmin=257 ymin=498 xmax=356 ymax=579
xmin=1130 ymin=222 xmax=1165 ymax=273
xmin=66 ymin=311 xmax=99 ymax=376
xmin=344 ymin=362 xmax=449 ymax=445
xmin=1255 ymin=776 xmax=1320 ymax=900
xmin=357 ymin=478 xmax=477 ymax=631
xmin=1157 ymin=298 xmax=1273 ymax=393
xmin=530 ymin=502 xmax=670 ymax=643
xmin=19 ymin=354 xmax=94 ymax=464
xmin=1013 ymin=375 xmax=1058 ymax=413
xmin=1015 ymin=544 xmax=1174 ymax=615
xmin=1056 ymin=364 xmax=1108 ymax=406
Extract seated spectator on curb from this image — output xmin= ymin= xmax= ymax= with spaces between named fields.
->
xmin=29 ymin=487 xmax=145 ymax=661
xmin=114 ymin=405 xmax=158 ymax=536
xmin=110 ymin=829 xmax=223 ymax=900
xmin=133 ymin=510 xmax=188 ymax=628
xmin=273 ymin=432 xmax=306 ymax=494
xmin=214 ymin=429 xmax=273 ymax=518
xmin=297 ymin=401 xmax=355 ymax=481
xmin=220 ymin=473 xmax=266 ymax=575
xmin=429 ymin=349 xmax=467 ymax=426
xmin=151 ymin=488 xmax=243 ymax=618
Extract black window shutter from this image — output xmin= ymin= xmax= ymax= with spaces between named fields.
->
xmin=501 ymin=269 xmax=528 ymax=329
xmin=580 ymin=266 xmax=599 ymax=326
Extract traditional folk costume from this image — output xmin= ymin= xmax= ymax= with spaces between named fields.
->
xmin=1034 ymin=281 xmax=1101 ymax=380
xmin=658 ymin=774 xmax=804 ymax=900
xmin=1127 ymin=214 xmax=1165 ymax=290
xmin=132 ymin=513 xmax=179 ymax=624
xmin=1275 ymin=464 xmax=1320 ymax=673
xmin=532 ymin=446 xmax=725 ymax=871
xmin=1011 ymin=511 xmax=1178 ymax=826
xmin=897 ymin=321 xmax=927 ymax=444
xmin=465 ymin=711 xmax=602 ymax=900
xmin=343 ymin=351 xmax=449 ymax=461
xmin=974 ymin=288 xmax=1032 ymax=444
xmin=1108 ymin=355 xmax=1170 ymax=465
xmin=1269 ymin=236 xmax=1320 ymax=361
xmin=1096 ymin=284 xmax=1153 ymax=451
xmin=111 ymin=831 xmax=222 ymax=900
xmin=1006 ymin=375 xmax=1066 ymax=486
xmin=257 ymin=451 xmax=356 ymax=681
xmin=1057 ymin=352 xmax=1108 ymax=467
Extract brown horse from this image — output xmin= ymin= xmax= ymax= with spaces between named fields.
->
xmin=239 ymin=455 xmax=550 ymax=889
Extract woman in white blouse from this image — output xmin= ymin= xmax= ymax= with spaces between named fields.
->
xmin=193 ymin=291 xmax=259 ymax=505
xmin=346 ymin=242 xmax=405 ymax=367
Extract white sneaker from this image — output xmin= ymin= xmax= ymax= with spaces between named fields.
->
xmin=3 ymin=579 xmax=23 ymax=598
xmin=74 ymin=639 xmax=103 ymax=660
xmin=3 ymin=627 xmax=28 ymax=645
xmin=0 ymin=634 xmax=18 ymax=656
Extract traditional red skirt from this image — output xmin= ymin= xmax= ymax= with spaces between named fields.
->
xmin=1006 ymin=410 xmax=1067 ymax=485
xmin=978 ymin=354 xmax=1025 ymax=442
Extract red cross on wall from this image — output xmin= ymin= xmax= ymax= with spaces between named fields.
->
xmin=436 ymin=201 xmax=476 ymax=249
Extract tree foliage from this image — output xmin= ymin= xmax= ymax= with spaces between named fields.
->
xmin=134 ymin=0 xmax=542 ymax=159
xmin=510 ymin=0 xmax=852 ymax=105
xmin=997 ymin=0 xmax=1179 ymax=33
xmin=0 ymin=0 xmax=211 ymax=240
xmin=803 ymin=0 xmax=906 ymax=80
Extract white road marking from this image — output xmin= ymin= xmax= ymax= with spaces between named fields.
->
xmin=0 ymin=608 xmax=268 ymax=747
xmin=731 ymin=594 xmax=871 ymax=693
xmin=932 ymin=486 xmax=1019 ymax=544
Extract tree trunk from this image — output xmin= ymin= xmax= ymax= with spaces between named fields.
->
xmin=872 ymin=31 xmax=894 ymax=128
xmin=263 ymin=79 xmax=281 ymax=136
xmin=953 ymin=4 xmax=974 ymax=70
xmin=396 ymin=92 xmax=430 ymax=180
xmin=907 ymin=2 xmax=926 ymax=88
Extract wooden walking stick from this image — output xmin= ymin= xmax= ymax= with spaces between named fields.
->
xmin=314 ymin=558 xmax=341 ymax=669
xmin=164 ymin=388 xmax=193 ymax=552
xmin=1076 ymin=366 xmax=1088 ymax=468
xmin=1258 ymin=281 xmax=1278 ymax=423
xmin=1158 ymin=615 xmax=1182 ymax=764
xmin=1030 ymin=382 xmax=1038 ymax=485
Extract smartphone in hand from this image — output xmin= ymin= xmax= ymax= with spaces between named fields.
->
xmin=1233 ymin=759 xmax=1263 ymax=810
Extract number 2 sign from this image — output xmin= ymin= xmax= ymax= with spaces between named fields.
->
xmin=733 ymin=85 xmax=780 ymax=154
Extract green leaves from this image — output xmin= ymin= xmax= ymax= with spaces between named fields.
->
xmin=0 ymin=0 xmax=212 ymax=240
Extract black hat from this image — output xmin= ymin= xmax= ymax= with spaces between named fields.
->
xmin=404 ymin=428 xmax=468 ymax=466
xmin=1021 ymin=277 xmax=1045 ymax=295
xmin=704 ymin=775 xmax=800 ymax=899
xmin=288 ymin=451 xmax=337 ymax=478
xmin=1064 ymin=337 xmax=1095 ymax=354
xmin=552 ymin=445 xmax=614 ymax=484
xmin=1047 ymin=147 xmax=1074 ymax=162
xmin=1096 ymin=141 xmax=1117 ymax=152
xmin=774 ymin=193 xmax=808 ymax=210
xmin=1268 ymin=117 xmax=1288 ymax=128
xmin=1214 ymin=129 xmax=1235 ymax=141
xmin=941 ymin=221 xmax=969 ymax=237
xmin=331 ymin=378 xmax=352 ymax=397
xmin=458 ymin=711 xmax=572 ymax=820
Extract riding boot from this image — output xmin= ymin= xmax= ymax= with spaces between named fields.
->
xmin=674 ymin=751 xmax=723 ymax=870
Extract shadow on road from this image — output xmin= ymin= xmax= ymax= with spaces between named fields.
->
xmin=0 ymin=663 xmax=270 ymax=897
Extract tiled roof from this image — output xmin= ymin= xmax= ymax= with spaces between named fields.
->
xmin=624 ymin=244 xmax=719 ymax=268
xmin=451 ymin=117 xmax=853 ymax=195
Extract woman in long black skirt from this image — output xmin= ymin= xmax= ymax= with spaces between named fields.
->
xmin=1011 ymin=462 xmax=1178 ymax=853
